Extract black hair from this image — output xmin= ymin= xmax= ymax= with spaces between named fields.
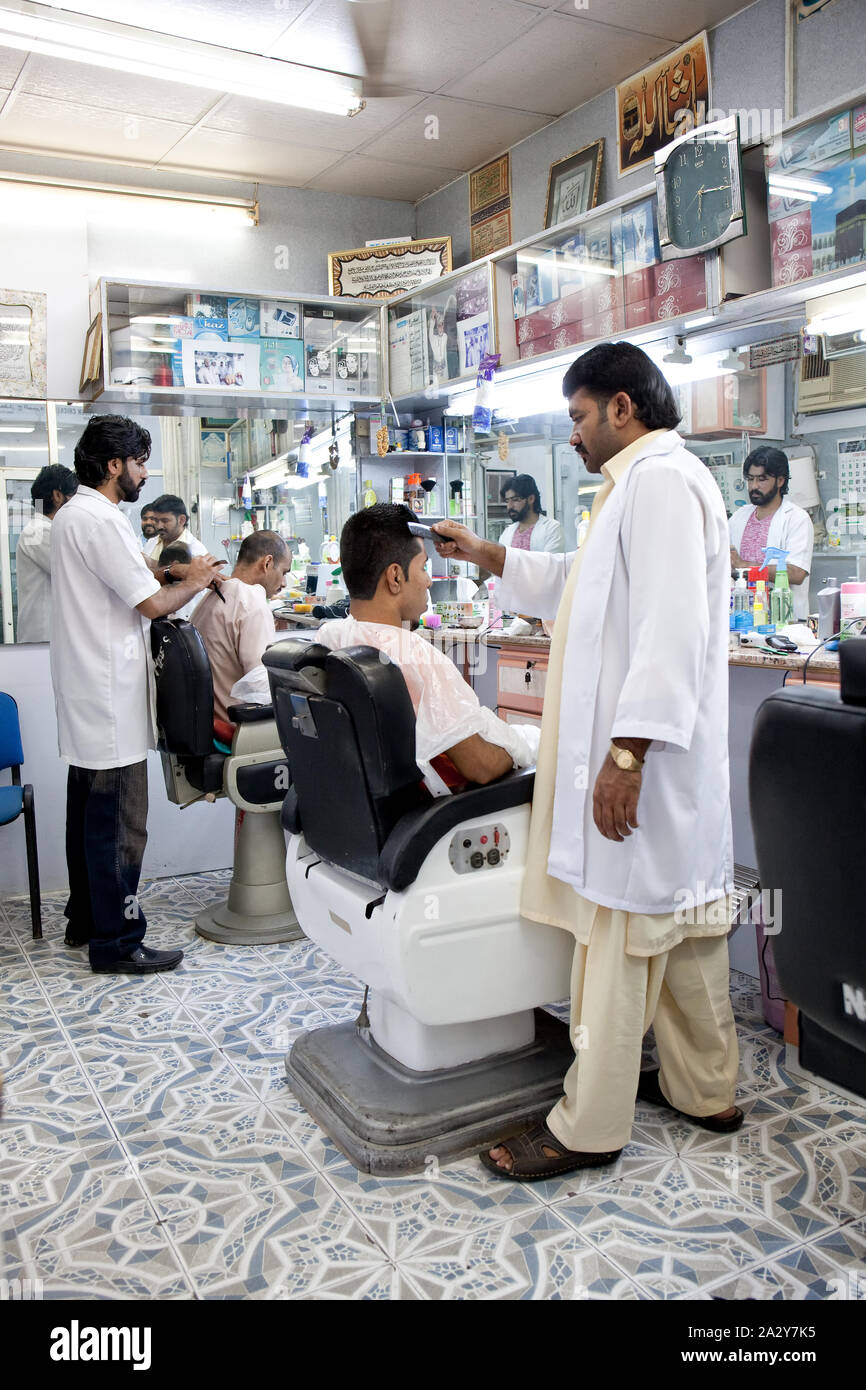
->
xmin=743 ymin=445 xmax=789 ymax=497
xmin=561 ymin=341 xmax=681 ymax=430
xmin=159 ymin=541 xmax=191 ymax=568
xmin=150 ymin=494 xmax=189 ymax=522
xmin=140 ymin=504 xmax=157 ymax=517
xmin=339 ymin=503 xmax=422 ymax=601
xmin=237 ymin=530 xmax=289 ymax=566
xmin=73 ymin=415 xmax=152 ymax=488
xmin=501 ymin=473 xmax=546 ymax=515
xmin=31 ymin=464 xmax=78 ymax=514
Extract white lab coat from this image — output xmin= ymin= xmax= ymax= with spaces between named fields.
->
xmin=728 ymin=497 xmax=814 ymax=619
xmin=499 ymin=514 xmax=565 ymax=552
xmin=498 ymin=430 xmax=733 ymax=916
xmin=16 ymin=513 xmax=53 ymax=642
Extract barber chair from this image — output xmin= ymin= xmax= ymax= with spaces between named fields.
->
xmin=151 ymin=618 xmax=302 ymax=944
xmin=749 ymin=638 xmax=866 ymax=1101
xmin=263 ymin=638 xmax=573 ymax=1174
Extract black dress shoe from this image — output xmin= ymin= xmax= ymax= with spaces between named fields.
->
xmin=92 ymin=944 xmax=184 ymax=975
xmin=637 ymin=1067 xmax=744 ymax=1133
xmin=64 ymin=931 xmax=89 ymax=948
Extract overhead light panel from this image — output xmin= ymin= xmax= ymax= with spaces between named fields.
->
xmin=0 ymin=170 xmax=258 ymax=225
xmin=0 ymin=0 xmax=364 ymax=116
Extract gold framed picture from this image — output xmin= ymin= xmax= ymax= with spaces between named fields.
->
xmin=328 ymin=237 xmax=452 ymax=298
xmin=543 ymin=139 xmax=604 ymax=229
xmin=79 ymin=312 xmax=103 ymax=393
xmin=469 ymin=154 xmax=510 ymax=216
xmin=616 ymin=31 xmax=711 ymax=177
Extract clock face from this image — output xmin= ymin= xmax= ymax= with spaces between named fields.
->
xmin=663 ymin=134 xmax=736 ymax=251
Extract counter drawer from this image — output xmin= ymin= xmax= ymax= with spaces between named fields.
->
xmin=497 ymin=654 xmax=549 ymax=714
xmin=498 ymin=707 xmax=543 ymax=729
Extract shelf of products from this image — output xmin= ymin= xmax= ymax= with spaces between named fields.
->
xmin=386 ymin=263 xmax=494 ymax=402
xmin=89 ymin=279 xmax=381 ymax=407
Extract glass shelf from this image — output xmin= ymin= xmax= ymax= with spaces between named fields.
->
xmin=386 ymin=263 xmax=494 ymax=402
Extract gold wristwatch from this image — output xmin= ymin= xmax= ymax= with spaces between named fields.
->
xmin=610 ymin=742 xmax=644 ymax=772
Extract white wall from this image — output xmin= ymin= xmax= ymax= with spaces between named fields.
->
xmin=0 ymin=643 xmax=235 ymax=894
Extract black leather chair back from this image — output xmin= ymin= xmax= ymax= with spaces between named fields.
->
xmin=151 ymin=618 xmax=215 ymax=755
xmin=263 ymin=639 xmax=425 ymax=883
xmin=749 ymin=640 xmax=866 ymax=1085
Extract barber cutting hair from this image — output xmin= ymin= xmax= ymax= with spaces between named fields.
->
xmin=434 ymin=341 xmax=741 ymax=1181
xmin=50 ymin=415 xmax=225 ymax=974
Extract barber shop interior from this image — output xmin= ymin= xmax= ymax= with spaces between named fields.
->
xmin=1 ymin=0 xmax=865 ymax=1318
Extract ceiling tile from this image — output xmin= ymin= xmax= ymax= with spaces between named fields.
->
xmin=307 ymin=154 xmax=463 ymax=201
xmin=554 ymin=0 xmax=752 ymax=42
xmin=442 ymin=13 xmax=672 ymax=113
xmin=361 ymin=97 xmax=551 ymax=170
xmin=274 ymin=0 xmax=538 ymax=94
xmin=17 ymin=54 xmax=216 ymax=123
xmin=0 ymin=45 xmax=26 ymax=87
xmin=205 ymin=91 xmax=425 ymax=153
xmin=159 ymin=127 xmax=340 ymax=183
xmin=0 ymin=93 xmax=189 ymax=162
xmin=36 ymin=0 xmax=308 ymax=51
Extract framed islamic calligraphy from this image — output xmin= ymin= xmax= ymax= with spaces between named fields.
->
xmin=616 ymin=32 xmax=711 ymax=178
xmin=544 ymin=139 xmax=604 ymax=229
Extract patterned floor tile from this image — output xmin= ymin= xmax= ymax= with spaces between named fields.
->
xmin=181 ymin=989 xmax=332 ymax=1053
xmin=2 ymin=1237 xmax=194 ymax=1299
xmin=72 ymin=1037 xmax=259 ymax=1126
xmin=164 ymin=1175 xmax=391 ymax=1298
xmin=395 ymin=1205 xmax=646 ymax=1299
xmin=552 ymin=1157 xmax=798 ymax=1298
xmin=704 ymin=1226 xmax=866 ymax=1301
xmin=681 ymin=1109 xmax=865 ymax=1240
xmin=120 ymin=1104 xmax=314 ymax=1204
xmin=3 ymin=1168 xmax=161 ymax=1265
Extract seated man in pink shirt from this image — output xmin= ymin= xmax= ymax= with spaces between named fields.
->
xmin=192 ymin=530 xmax=291 ymax=723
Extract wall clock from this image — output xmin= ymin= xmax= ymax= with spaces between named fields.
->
xmin=655 ymin=115 xmax=746 ymax=259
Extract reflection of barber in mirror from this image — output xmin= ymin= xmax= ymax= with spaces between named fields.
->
xmin=498 ymin=474 xmax=565 ymax=627
xmin=15 ymin=464 xmax=78 ymax=644
xmin=728 ymin=446 xmax=813 ymax=620
xmin=138 ymin=504 xmax=158 ymax=549
xmin=433 ymin=341 xmax=741 ymax=1181
xmin=192 ymin=530 xmax=292 ymax=725
xmin=50 ymin=414 xmax=225 ymax=976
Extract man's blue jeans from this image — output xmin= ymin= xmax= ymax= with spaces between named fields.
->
xmin=64 ymin=761 xmax=149 ymax=968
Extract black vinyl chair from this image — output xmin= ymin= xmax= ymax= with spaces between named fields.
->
xmin=0 ymin=692 xmax=41 ymax=939
xmin=749 ymin=638 xmax=866 ymax=1098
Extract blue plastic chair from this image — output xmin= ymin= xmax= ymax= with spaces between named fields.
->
xmin=0 ymin=692 xmax=42 ymax=939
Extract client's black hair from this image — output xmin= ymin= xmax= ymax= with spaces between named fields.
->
xmin=561 ymin=341 xmax=681 ymax=430
xmin=743 ymin=445 xmax=790 ymax=497
xmin=339 ymin=503 xmax=422 ymax=601
xmin=73 ymin=415 xmax=152 ymax=488
xmin=159 ymin=541 xmax=192 ymax=568
xmin=31 ymin=464 xmax=78 ymax=515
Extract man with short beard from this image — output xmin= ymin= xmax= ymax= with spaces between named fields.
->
xmin=50 ymin=415 xmax=224 ymax=974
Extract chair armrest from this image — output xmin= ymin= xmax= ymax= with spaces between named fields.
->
xmin=226 ymin=703 xmax=275 ymax=724
xmin=377 ymin=767 xmax=535 ymax=892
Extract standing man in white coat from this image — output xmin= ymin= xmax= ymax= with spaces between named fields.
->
xmin=729 ymin=446 xmax=813 ymax=619
xmin=434 ymin=342 xmax=741 ymax=1182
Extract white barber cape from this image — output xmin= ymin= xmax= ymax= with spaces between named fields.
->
xmin=728 ymin=497 xmax=813 ymax=619
xmin=498 ymin=429 xmax=734 ymax=927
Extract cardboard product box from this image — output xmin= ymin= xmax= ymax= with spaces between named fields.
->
xmin=588 ymin=277 xmax=623 ymax=316
xmin=444 ymin=424 xmax=462 ymax=451
xmin=511 ymin=270 xmax=527 ymax=319
xmin=653 ymin=255 xmax=706 ymax=296
xmin=259 ymin=299 xmax=301 ymax=338
xmin=426 ymin=424 xmax=444 ymax=452
xmin=625 ymin=299 xmax=653 ymax=329
xmin=227 ymin=298 xmax=260 ymax=338
xmin=623 ymin=267 xmax=654 ymax=304
xmin=185 ymin=294 xmax=228 ymax=321
xmin=652 ymin=284 xmax=708 ymax=319
xmin=550 ymin=322 xmax=583 ymax=350
xmin=260 ymin=338 xmax=304 ymax=391
xmin=615 ymin=197 xmax=660 ymax=274
xmin=519 ymin=334 xmax=553 ymax=359
xmin=516 ymin=307 xmax=555 ymax=343
xmin=593 ymin=306 xmax=626 ymax=336
xmin=456 ymin=267 xmax=489 ymax=321
xmin=771 ymin=211 xmax=814 ymax=286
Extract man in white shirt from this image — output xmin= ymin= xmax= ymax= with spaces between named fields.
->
xmin=434 ymin=342 xmax=740 ymax=1181
xmin=51 ymin=415 xmax=224 ymax=974
xmin=15 ymin=464 xmax=78 ymax=643
xmin=138 ymin=504 xmax=158 ymax=550
xmin=498 ymin=475 xmax=565 ymax=553
xmin=192 ymin=531 xmax=292 ymax=724
xmin=728 ymin=446 xmax=814 ymax=619
xmin=145 ymin=493 xmax=210 ymax=620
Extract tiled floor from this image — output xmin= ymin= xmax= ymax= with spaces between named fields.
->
xmin=1 ymin=870 xmax=864 ymax=1300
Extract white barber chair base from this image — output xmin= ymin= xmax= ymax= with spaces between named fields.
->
xmin=286 ymin=1008 xmax=573 ymax=1176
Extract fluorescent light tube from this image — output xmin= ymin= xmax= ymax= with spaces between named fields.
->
xmin=0 ymin=0 xmax=363 ymax=115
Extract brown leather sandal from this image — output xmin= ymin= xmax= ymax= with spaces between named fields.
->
xmin=637 ymin=1068 xmax=744 ymax=1133
xmin=479 ymin=1123 xmax=622 ymax=1183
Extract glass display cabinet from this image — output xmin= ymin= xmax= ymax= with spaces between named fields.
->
xmin=385 ymin=262 xmax=495 ymax=406
xmin=87 ymin=279 xmax=382 ymax=411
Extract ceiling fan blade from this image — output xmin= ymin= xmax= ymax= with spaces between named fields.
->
xmin=346 ymin=0 xmax=402 ymax=94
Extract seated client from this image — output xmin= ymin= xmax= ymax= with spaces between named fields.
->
xmin=317 ymin=504 xmax=538 ymax=789
xmin=192 ymin=529 xmax=291 ymax=723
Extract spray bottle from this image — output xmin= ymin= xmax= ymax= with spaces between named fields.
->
xmin=577 ymin=509 xmax=591 ymax=547
xmin=763 ymin=546 xmax=794 ymax=627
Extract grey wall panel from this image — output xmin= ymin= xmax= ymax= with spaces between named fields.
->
xmin=795 ymin=0 xmax=866 ymax=117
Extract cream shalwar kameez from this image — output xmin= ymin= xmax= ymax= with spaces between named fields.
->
xmin=497 ymin=430 xmax=739 ymax=1152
